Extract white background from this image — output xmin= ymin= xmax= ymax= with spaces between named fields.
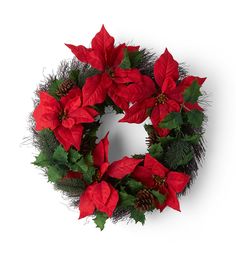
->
xmin=0 ymin=0 xmax=235 ymax=266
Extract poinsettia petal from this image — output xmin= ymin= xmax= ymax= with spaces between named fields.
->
xmin=33 ymin=91 xmax=61 ymax=131
xmin=150 ymin=106 xmax=161 ymax=128
xmin=161 ymin=77 xmax=176 ymax=94
xmin=82 ymin=73 xmax=112 ymax=106
xmin=132 ymin=166 xmax=155 ymax=188
xmin=108 ymin=85 xmax=129 ymax=111
xmin=83 ymin=107 xmax=99 ymax=118
xmin=65 ymin=44 xmax=104 ymax=71
xmin=119 ymin=98 xmax=155 ymax=123
xmin=107 ymin=156 xmax=142 ymax=179
xmin=54 ymin=126 xmax=73 ymax=151
xmin=117 ymin=75 xmax=156 ymax=103
xmin=167 ymin=171 xmax=190 ymax=193
xmin=104 ymin=185 xmax=119 ymax=217
xmin=177 ymin=76 xmax=206 ymax=93
xmin=114 ymin=68 xmax=142 ymax=84
xmin=144 ymin=154 xmax=169 ymax=178
xmin=110 ymin=43 xmax=125 ymax=68
xmin=91 ymin=25 xmax=115 ymax=69
xmin=70 ymin=124 xmax=84 ymax=151
xmin=166 ymin=187 xmax=181 ymax=212
xmin=154 ymin=48 xmax=179 ymax=87
xmin=93 ymin=133 xmax=109 ymax=167
xmin=79 ymin=184 xmax=96 ymax=219
xmin=184 ymin=102 xmax=204 ymax=111
xmin=62 ymin=117 xmax=75 ymax=128
xmin=99 ymin=162 xmax=110 ymax=178
xmin=93 ymin=181 xmax=111 ymax=206
xmin=69 ymin=107 xmax=95 ymax=124
xmin=60 ymin=87 xmax=82 ymax=109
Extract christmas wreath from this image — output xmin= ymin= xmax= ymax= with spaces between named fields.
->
xmin=32 ymin=25 xmax=207 ymax=230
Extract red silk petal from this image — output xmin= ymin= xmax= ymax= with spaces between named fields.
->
xmin=54 ymin=126 xmax=73 ymax=151
xmin=161 ymin=77 xmax=177 ymax=94
xmin=99 ymin=162 xmax=110 ymax=178
xmin=83 ymin=107 xmax=99 ymax=118
xmin=167 ymin=172 xmax=190 ymax=193
xmin=33 ymin=91 xmax=61 ymax=131
xmin=144 ymin=154 xmax=169 ymax=178
xmin=184 ymin=102 xmax=204 ymax=112
xmin=62 ymin=117 xmax=75 ymax=129
xmin=93 ymin=133 xmax=109 ymax=167
xmin=166 ymin=187 xmax=181 ymax=212
xmin=92 ymin=181 xmax=119 ymax=217
xmin=82 ymin=73 xmax=111 ymax=106
xmin=69 ymin=107 xmax=95 ymax=124
xmin=119 ymin=98 xmax=155 ymax=124
xmin=65 ymin=44 xmax=104 ymax=71
xmin=154 ymin=48 xmax=179 ymax=87
xmin=107 ymin=156 xmax=142 ymax=179
xmin=79 ymin=185 xmax=96 ymax=219
xmin=61 ymin=88 xmax=82 ymax=110
xmin=70 ymin=124 xmax=84 ymax=151
xmin=132 ymin=166 xmax=155 ymax=188
xmin=114 ymin=68 xmax=142 ymax=84
xmin=117 ymin=75 xmax=156 ymax=104
xmin=108 ymin=85 xmax=129 ymax=111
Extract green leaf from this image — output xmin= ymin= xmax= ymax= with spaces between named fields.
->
xmin=126 ymin=179 xmax=143 ymax=193
xmin=47 ymin=166 xmax=65 ymax=183
xmin=148 ymin=143 xmax=163 ymax=159
xmin=165 ymin=141 xmax=193 ymax=169
xmin=33 ymin=152 xmax=50 ymax=167
xmin=187 ymin=110 xmax=204 ymax=128
xmin=159 ymin=135 xmax=176 ymax=145
xmin=85 ymin=152 xmax=94 ymax=165
xmin=151 ymin=190 xmax=166 ymax=204
xmin=48 ymin=79 xmax=63 ymax=99
xmin=53 ymin=146 xmax=68 ymax=165
xmin=119 ymin=191 xmax=136 ymax=208
xmin=159 ymin=112 xmax=183 ymax=130
xmin=93 ymin=211 xmax=108 ymax=231
xmin=183 ymin=80 xmax=202 ymax=103
xmin=130 ymin=209 xmax=146 ymax=225
xmin=128 ymin=50 xmax=142 ymax=67
xmin=68 ymin=148 xmax=82 ymax=163
xmin=182 ymin=134 xmax=201 ymax=144
xmin=120 ymin=48 xmax=131 ymax=69
xmin=83 ymin=166 xmax=95 ymax=184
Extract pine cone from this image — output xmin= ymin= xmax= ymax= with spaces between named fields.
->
xmin=56 ymin=79 xmax=74 ymax=96
xmin=135 ymin=189 xmax=154 ymax=211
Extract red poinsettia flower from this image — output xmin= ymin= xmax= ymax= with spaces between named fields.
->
xmin=78 ymin=133 xmax=142 ymax=218
xmin=132 ymin=154 xmax=189 ymax=212
xmin=33 ymin=87 xmax=98 ymax=151
xmin=79 ymin=180 xmax=119 ymax=218
xmin=65 ymin=25 xmax=152 ymax=110
xmin=92 ymin=133 xmax=142 ymax=179
xmin=120 ymin=49 xmax=206 ymax=136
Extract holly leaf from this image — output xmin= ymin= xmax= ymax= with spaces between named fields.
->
xmin=148 ymin=143 xmax=163 ymax=159
xmin=130 ymin=209 xmax=146 ymax=225
xmin=159 ymin=112 xmax=183 ymax=130
xmin=68 ymin=148 xmax=82 ymax=163
xmin=182 ymin=134 xmax=201 ymax=144
xmin=119 ymin=191 xmax=136 ymax=208
xmin=187 ymin=110 xmax=204 ymax=128
xmin=93 ymin=211 xmax=108 ymax=231
xmin=48 ymin=79 xmax=63 ymax=100
xmin=126 ymin=179 xmax=143 ymax=193
xmin=32 ymin=152 xmax=50 ymax=167
xmin=83 ymin=166 xmax=95 ymax=184
xmin=183 ymin=80 xmax=202 ymax=103
xmin=47 ymin=166 xmax=65 ymax=183
xmin=53 ymin=146 xmax=68 ymax=165
xmin=151 ymin=190 xmax=166 ymax=204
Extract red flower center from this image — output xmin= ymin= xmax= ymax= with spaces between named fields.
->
xmin=156 ymin=93 xmax=168 ymax=104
